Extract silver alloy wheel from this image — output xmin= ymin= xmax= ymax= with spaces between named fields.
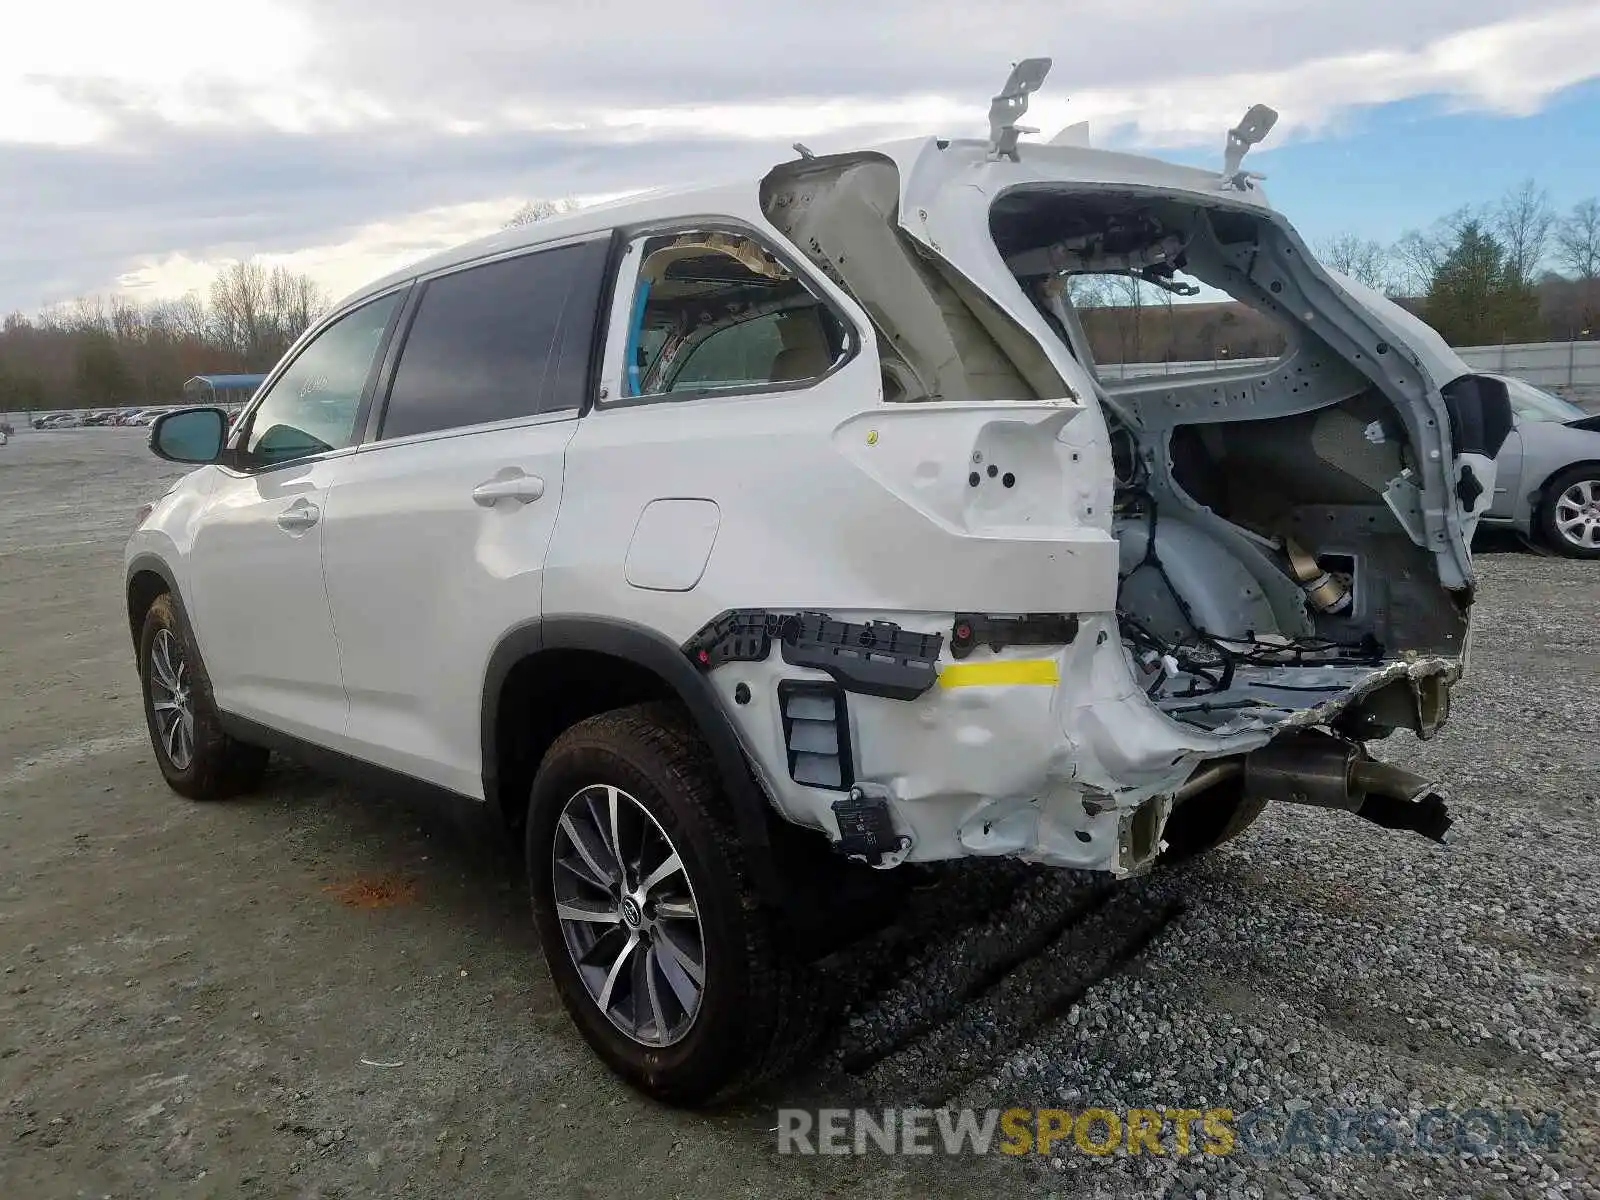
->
xmin=1554 ymin=477 xmax=1600 ymax=552
xmin=148 ymin=628 xmax=196 ymax=770
xmin=551 ymin=783 xmax=706 ymax=1047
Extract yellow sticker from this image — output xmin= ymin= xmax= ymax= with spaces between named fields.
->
xmin=938 ymin=659 xmax=1060 ymax=688
xmin=865 ymin=429 xmax=879 ymax=445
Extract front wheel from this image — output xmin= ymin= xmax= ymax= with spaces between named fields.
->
xmin=138 ymin=594 xmax=269 ymax=799
xmin=526 ymin=703 xmax=816 ymax=1106
xmin=1538 ymin=465 xmax=1600 ymax=559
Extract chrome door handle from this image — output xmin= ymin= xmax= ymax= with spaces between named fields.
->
xmin=277 ymin=500 xmax=320 ymax=531
xmin=472 ymin=471 xmax=545 ymax=507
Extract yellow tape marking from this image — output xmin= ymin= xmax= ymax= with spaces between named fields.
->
xmin=938 ymin=659 xmax=1060 ymax=688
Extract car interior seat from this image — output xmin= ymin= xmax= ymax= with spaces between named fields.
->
xmin=768 ymin=311 xmax=834 ymax=382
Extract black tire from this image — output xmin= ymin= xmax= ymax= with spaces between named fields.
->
xmin=1536 ymin=464 xmax=1600 ymax=559
xmin=138 ymin=593 xmax=269 ymax=800
xmin=526 ymin=702 xmax=817 ymax=1106
xmin=1158 ymin=774 xmax=1267 ymax=866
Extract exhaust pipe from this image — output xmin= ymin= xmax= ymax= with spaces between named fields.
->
xmin=1232 ymin=732 xmax=1453 ymax=843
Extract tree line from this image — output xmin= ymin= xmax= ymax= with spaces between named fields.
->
xmin=0 ymin=262 xmax=328 ymax=412
xmin=1320 ymin=181 xmax=1596 ymax=346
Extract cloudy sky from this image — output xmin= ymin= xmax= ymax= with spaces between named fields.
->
xmin=4 ymin=0 xmax=1600 ymax=313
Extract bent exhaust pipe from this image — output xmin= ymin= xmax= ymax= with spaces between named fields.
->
xmin=1244 ymin=733 xmax=1453 ymax=843
xmin=1182 ymin=733 xmax=1453 ymax=843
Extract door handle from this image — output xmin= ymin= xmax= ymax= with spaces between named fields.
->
xmin=472 ymin=471 xmax=545 ymax=507
xmin=277 ymin=499 xmax=321 ymax=532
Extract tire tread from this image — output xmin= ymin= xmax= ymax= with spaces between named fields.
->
xmin=532 ymin=702 xmax=822 ymax=1105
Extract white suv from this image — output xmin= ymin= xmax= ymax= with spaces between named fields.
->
xmin=126 ymin=65 xmax=1511 ymax=1104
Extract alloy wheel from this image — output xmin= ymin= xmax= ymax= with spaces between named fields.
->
xmin=1554 ymin=477 xmax=1600 ymax=552
xmin=551 ymin=783 xmax=706 ymax=1047
xmin=148 ymin=628 xmax=196 ymax=770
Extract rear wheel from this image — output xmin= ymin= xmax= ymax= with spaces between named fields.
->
xmin=138 ymin=594 xmax=269 ymax=799
xmin=1538 ymin=465 xmax=1600 ymax=559
xmin=526 ymin=703 xmax=817 ymax=1106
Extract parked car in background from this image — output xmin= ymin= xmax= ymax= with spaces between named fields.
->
xmin=1480 ymin=374 xmax=1600 ymax=558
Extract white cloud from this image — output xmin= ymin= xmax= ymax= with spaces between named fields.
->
xmin=9 ymin=3 xmax=1597 ymax=149
xmin=0 ymin=0 xmax=312 ymax=143
xmin=112 ymin=190 xmax=646 ymax=303
xmin=499 ymin=7 xmax=1600 ymax=149
xmin=1064 ymin=5 xmax=1600 ymax=145
xmin=5 ymin=0 xmax=1599 ymax=309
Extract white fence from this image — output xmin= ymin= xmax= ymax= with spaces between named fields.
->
xmin=1454 ymin=340 xmax=1600 ymax=392
xmin=1099 ymin=340 xmax=1600 ymax=397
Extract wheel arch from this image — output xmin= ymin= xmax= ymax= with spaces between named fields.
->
xmin=1536 ymin=458 xmax=1600 ymax=500
xmin=482 ymin=616 xmax=783 ymax=905
xmin=1535 ymin=458 xmax=1600 ymax=515
xmin=126 ymin=553 xmax=181 ymax=653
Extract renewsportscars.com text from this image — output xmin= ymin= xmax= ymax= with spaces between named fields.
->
xmin=776 ymin=1106 xmax=1562 ymax=1159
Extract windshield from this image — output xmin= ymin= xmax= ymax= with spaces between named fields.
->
xmin=1504 ymin=377 xmax=1586 ymax=423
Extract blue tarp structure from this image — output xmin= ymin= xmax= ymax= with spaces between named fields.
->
xmin=187 ymin=373 xmax=267 ymax=389
xmin=183 ymin=374 xmax=267 ymax=405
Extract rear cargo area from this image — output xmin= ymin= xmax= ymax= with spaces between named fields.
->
xmin=989 ymin=185 xmax=1468 ymax=736
xmin=764 ymin=154 xmax=1468 ymax=742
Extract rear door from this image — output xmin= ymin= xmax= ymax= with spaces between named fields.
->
xmin=318 ymin=237 xmax=610 ymax=798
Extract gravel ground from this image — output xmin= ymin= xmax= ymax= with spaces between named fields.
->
xmin=2 ymin=427 xmax=1597 ymax=1199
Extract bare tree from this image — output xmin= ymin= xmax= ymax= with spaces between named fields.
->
xmin=1393 ymin=206 xmax=1476 ymax=297
xmin=266 ymin=265 xmax=327 ymax=353
xmin=1318 ymin=235 xmax=1394 ymax=293
xmin=210 ymin=261 xmax=273 ymax=359
xmin=1065 ymin=275 xmax=1111 ymax=308
xmin=1556 ymin=198 xmax=1600 ymax=283
xmin=504 ymin=198 xmax=580 ymax=229
xmin=1556 ymin=198 xmax=1600 ymax=336
xmin=164 ymin=292 xmax=213 ymax=344
xmin=109 ymin=296 xmax=145 ymax=344
xmin=1493 ymin=179 xmax=1556 ymax=286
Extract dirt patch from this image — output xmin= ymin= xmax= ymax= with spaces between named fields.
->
xmin=323 ymin=875 xmax=418 ymax=908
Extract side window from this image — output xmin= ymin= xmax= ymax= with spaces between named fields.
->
xmin=378 ymin=239 xmax=607 ymax=441
xmin=618 ymin=231 xmax=847 ymax=400
xmin=243 ymin=292 xmax=401 ymax=468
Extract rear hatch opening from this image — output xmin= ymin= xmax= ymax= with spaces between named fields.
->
xmin=762 ymin=150 xmax=1479 ymax=746
xmin=990 ymin=186 xmax=1470 ymax=738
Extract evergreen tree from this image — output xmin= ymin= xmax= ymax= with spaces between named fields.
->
xmin=1422 ymin=220 xmax=1541 ymax=345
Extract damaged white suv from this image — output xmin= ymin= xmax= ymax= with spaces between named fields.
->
xmin=126 ymin=61 xmax=1511 ymax=1104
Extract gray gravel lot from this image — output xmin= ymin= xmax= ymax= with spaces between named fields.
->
xmin=1 ymin=427 xmax=1596 ymax=1199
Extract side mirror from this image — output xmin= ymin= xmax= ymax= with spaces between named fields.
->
xmin=150 ymin=407 xmax=228 ymax=464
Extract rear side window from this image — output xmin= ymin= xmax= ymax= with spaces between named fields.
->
xmin=378 ymin=238 xmax=608 ymax=440
xmin=617 ymin=231 xmax=849 ymax=401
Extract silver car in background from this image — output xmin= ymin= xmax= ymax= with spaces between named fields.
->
xmin=1481 ymin=374 xmax=1600 ymax=558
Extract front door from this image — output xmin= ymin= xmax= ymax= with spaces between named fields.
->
xmin=187 ymin=290 xmax=405 ymax=743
